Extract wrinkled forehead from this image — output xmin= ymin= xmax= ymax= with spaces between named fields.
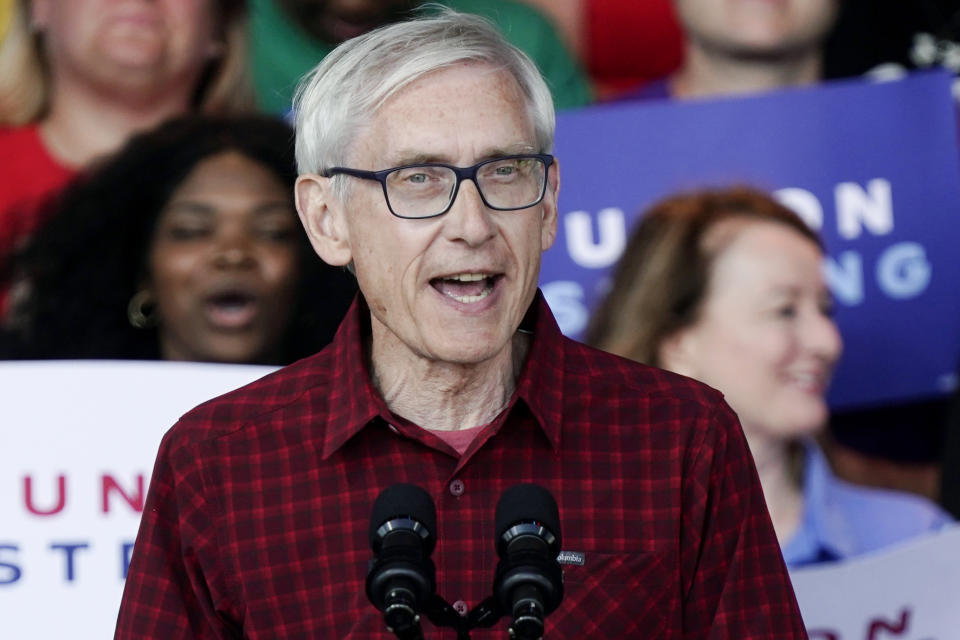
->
xmin=346 ymin=63 xmax=537 ymax=166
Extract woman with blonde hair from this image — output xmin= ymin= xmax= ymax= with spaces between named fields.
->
xmin=0 ymin=0 xmax=253 ymax=272
xmin=588 ymin=186 xmax=951 ymax=566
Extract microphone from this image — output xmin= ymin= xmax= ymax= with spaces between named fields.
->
xmin=366 ymin=483 xmax=438 ymax=640
xmin=493 ymin=483 xmax=564 ymax=639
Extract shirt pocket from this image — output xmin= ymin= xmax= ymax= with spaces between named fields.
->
xmin=544 ymin=551 xmax=672 ymax=638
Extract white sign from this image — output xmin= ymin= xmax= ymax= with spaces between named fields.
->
xmin=0 ymin=360 xmax=274 ymax=639
xmin=790 ymin=525 xmax=960 ymax=639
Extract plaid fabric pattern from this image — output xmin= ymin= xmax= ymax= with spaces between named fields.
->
xmin=116 ymin=293 xmax=807 ymax=639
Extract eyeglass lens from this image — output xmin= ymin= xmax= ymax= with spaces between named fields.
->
xmin=384 ymin=156 xmax=546 ymax=218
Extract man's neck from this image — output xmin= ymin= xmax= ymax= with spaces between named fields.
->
xmin=39 ymin=74 xmax=195 ymax=168
xmin=369 ymin=330 xmax=530 ymax=432
xmin=671 ymin=43 xmax=822 ymax=100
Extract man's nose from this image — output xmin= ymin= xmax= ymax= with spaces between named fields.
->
xmin=441 ymin=178 xmax=497 ymax=246
xmin=211 ymin=228 xmax=256 ymax=268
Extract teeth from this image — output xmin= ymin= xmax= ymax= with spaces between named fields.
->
xmin=446 ymin=288 xmax=492 ymax=304
xmin=790 ymin=372 xmax=823 ymax=389
xmin=446 ymin=273 xmax=487 ymax=282
xmin=444 ymin=280 xmax=495 ymax=304
xmin=434 ymin=273 xmax=495 ymax=303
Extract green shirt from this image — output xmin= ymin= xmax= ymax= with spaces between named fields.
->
xmin=248 ymin=0 xmax=593 ymax=115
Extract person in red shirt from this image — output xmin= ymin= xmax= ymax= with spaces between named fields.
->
xmin=116 ymin=10 xmax=807 ymax=638
xmin=0 ymin=0 xmax=253 ymax=289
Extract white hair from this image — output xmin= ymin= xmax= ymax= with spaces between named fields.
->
xmin=293 ymin=8 xmax=555 ymax=187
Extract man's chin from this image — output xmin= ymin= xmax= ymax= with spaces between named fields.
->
xmin=424 ymin=333 xmax=512 ymax=367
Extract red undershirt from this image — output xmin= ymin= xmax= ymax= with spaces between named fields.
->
xmin=430 ymin=422 xmax=487 ymax=456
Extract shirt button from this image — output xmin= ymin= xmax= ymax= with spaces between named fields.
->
xmin=453 ymin=600 xmax=468 ymax=616
xmin=449 ymin=479 xmax=465 ymax=497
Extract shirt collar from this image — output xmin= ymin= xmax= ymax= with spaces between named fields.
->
xmin=511 ymin=291 xmax=565 ymax=452
xmin=319 ymin=290 xmax=566 ymax=459
xmin=319 ymin=294 xmax=381 ymax=459
xmin=782 ymin=440 xmax=857 ymax=565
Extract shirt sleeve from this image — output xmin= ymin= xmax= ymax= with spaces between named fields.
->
xmin=679 ymin=400 xmax=808 ymax=638
xmin=115 ymin=425 xmax=238 ymax=639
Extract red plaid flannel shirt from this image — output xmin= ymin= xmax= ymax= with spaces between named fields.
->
xmin=116 ymin=293 xmax=806 ymax=638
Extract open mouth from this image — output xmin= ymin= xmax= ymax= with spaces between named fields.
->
xmin=204 ymin=291 xmax=258 ymax=329
xmin=786 ymin=369 xmax=831 ymax=394
xmin=430 ymin=272 xmax=501 ymax=304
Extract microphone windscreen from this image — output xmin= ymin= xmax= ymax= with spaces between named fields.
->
xmin=494 ymin=483 xmax=561 ymax=546
xmin=368 ymin=483 xmax=437 ymax=550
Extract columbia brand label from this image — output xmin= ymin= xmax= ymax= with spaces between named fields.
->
xmin=556 ymin=550 xmax=585 ymax=566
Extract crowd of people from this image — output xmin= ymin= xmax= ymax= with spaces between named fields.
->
xmin=1 ymin=0 xmax=958 ymax=634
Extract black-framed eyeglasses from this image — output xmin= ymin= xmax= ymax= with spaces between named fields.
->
xmin=322 ymin=153 xmax=554 ymax=219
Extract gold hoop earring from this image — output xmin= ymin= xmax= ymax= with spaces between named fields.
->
xmin=127 ymin=290 xmax=159 ymax=329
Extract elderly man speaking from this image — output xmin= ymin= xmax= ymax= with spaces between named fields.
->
xmin=116 ymin=11 xmax=806 ymax=639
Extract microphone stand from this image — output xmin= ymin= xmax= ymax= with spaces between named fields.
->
xmin=423 ymin=594 xmax=473 ymax=640
xmin=422 ymin=594 xmax=506 ymax=640
xmin=381 ymin=584 xmax=428 ymax=640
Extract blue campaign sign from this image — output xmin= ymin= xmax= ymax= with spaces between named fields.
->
xmin=543 ymin=71 xmax=960 ymax=410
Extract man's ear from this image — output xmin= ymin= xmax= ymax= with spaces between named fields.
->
xmin=540 ymin=158 xmax=560 ymax=250
xmin=295 ymin=174 xmax=353 ymax=266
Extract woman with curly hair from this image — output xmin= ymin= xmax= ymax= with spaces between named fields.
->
xmin=2 ymin=114 xmax=356 ymax=365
